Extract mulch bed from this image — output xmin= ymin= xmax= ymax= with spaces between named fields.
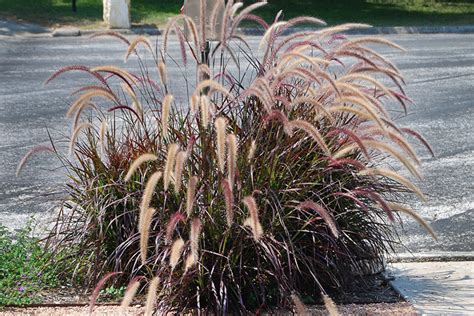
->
xmin=0 ymin=273 xmax=416 ymax=315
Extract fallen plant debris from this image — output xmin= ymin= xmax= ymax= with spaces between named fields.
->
xmin=17 ymin=0 xmax=436 ymax=313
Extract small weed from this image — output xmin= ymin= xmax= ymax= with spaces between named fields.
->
xmin=0 ymin=221 xmax=60 ymax=306
xmin=98 ymin=285 xmax=126 ymax=302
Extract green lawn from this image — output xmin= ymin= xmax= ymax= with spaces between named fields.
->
xmin=0 ymin=0 xmax=473 ymax=28
xmin=257 ymin=0 xmax=474 ymax=26
xmin=0 ymin=0 xmax=182 ymax=29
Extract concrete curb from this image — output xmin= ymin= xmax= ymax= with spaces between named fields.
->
xmin=52 ymin=27 xmax=81 ymax=37
xmin=237 ymin=25 xmax=474 ymax=36
xmin=390 ymin=252 xmax=474 ymax=263
xmin=50 ymin=25 xmax=474 ymax=37
xmin=55 ymin=27 xmax=162 ymax=37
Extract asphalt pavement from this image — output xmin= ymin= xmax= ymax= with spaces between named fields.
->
xmin=0 ymin=33 xmax=473 ymax=255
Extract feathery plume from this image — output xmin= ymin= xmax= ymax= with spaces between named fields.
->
xmin=44 ymin=64 xmax=108 ymax=86
xmin=186 ymin=176 xmax=199 ymax=216
xmin=200 ymin=95 xmax=210 ymax=127
xmin=164 ymin=143 xmax=179 ymax=191
xmin=158 ymin=61 xmax=167 ymax=86
xmin=99 ymin=119 xmax=108 ymax=152
xmin=72 ymin=102 xmax=100 ymax=130
xmin=341 ymin=36 xmax=405 ymax=52
xmin=259 ymin=21 xmax=288 ymax=50
xmin=387 ymin=202 xmax=437 ymax=240
xmin=16 ymin=145 xmax=54 ymax=177
xmin=363 ymin=140 xmax=421 ymax=179
xmin=227 ymin=133 xmax=238 ymax=186
xmin=386 ymin=130 xmax=420 ymax=164
xmin=280 ymin=52 xmax=330 ymax=69
xmin=291 ymin=97 xmax=334 ymax=123
xmin=174 ymin=25 xmax=188 ymax=65
xmin=291 ymin=293 xmax=308 ymax=315
xmin=401 ymin=127 xmax=435 ymax=157
xmin=139 ymin=171 xmax=162 ymax=222
xmin=243 ymin=196 xmax=263 ymax=240
xmin=139 ymin=171 xmax=163 ymax=263
xmin=190 ymin=218 xmax=202 ymax=258
xmin=90 ymin=31 xmax=131 ymax=45
xmin=298 ymin=201 xmax=339 ymax=238
xmin=144 ymin=277 xmax=160 ymax=316
xmin=287 ymin=120 xmax=331 ymax=156
xmin=199 ymin=0 xmax=207 ymax=49
xmin=182 ymin=16 xmax=200 ymax=52
xmin=124 ymin=36 xmax=154 ymax=62
xmin=122 ymin=83 xmax=143 ymax=119
xmin=334 ymin=140 xmax=421 ymax=179
xmin=248 ymin=139 xmax=257 ymax=163
xmin=173 ymin=151 xmax=187 ymax=193
xmin=337 ymin=96 xmax=385 ymax=130
xmin=232 ymin=0 xmax=268 ymax=28
xmin=162 ymin=94 xmax=173 ymax=138
xmin=91 ymin=65 xmax=137 ymax=84
xmin=327 ymin=127 xmax=370 ymax=160
xmin=190 ymin=95 xmax=200 ymax=114
xmin=66 ymin=90 xmax=116 ymax=118
xmin=139 ymin=207 xmax=156 ymax=265
xmin=89 ymin=272 xmax=121 ymax=314
xmin=124 ymin=153 xmax=158 ymax=182
xmin=165 ymin=212 xmax=185 ymax=243
xmin=184 ymin=254 xmax=196 ymax=272
xmin=197 ymin=64 xmax=211 ymax=83
xmin=340 ymin=73 xmax=395 ymax=101
xmin=194 ymin=80 xmax=231 ymax=98
xmin=120 ymin=277 xmax=142 ymax=310
xmin=323 ymin=294 xmax=339 ymax=316
xmin=222 ymin=179 xmax=234 ymax=227
xmin=328 ymin=105 xmax=373 ymax=122
xmin=215 ymin=117 xmax=227 ymax=173
xmin=170 ymin=238 xmax=185 ymax=270
xmin=69 ymin=122 xmax=92 ymax=156
xmin=231 ymin=1 xmax=244 ymax=16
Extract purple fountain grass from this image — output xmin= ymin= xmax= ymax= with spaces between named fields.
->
xmin=169 ymin=238 xmax=185 ymax=271
xmin=243 ymin=196 xmax=263 ymax=241
xmin=222 ymin=179 xmax=234 ymax=227
xmin=120 ymin=276 xmax=143 ymax=309
xmin=173 ymin=151 xmax=187 ymax=193
xmin=298 ymin=201 xmax=339 ymax=239
xmin=27 ymin=0 xmax=437 ymax=313
xmin=162 ymin=94 xmax=173 ymax=138
xmin=124 ymin=153 xmax=158 ymax=182
xmin=215 ymin=117 xmax=227 ymax=173
xmin=165 ymin=212 xmax=186 ymax=244
xmin=164 ymin=143 xmax=179 ymax=191
xmin=144 ymin=277 xmax=160 ymax=316
xmin=186 ymin=176 xmax=199 ymax=216
xmin=89 ymin=272 xmax=121 ymax=314
xmin=16 ymin=145 xmax=55 ymax=177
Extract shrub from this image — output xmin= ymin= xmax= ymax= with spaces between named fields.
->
xmin=0 ymin=222 xmax=61 ymax=306
xmin=19 ymin=0 xmax=436 ymax=313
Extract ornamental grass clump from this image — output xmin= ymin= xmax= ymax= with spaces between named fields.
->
xmin=18 ymin=0 xmax=437 ymax=313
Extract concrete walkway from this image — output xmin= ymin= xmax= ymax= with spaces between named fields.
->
xmin=388 ymin=261 xmax=474 ymax=315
